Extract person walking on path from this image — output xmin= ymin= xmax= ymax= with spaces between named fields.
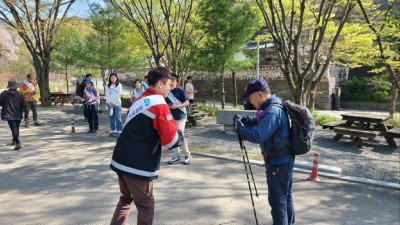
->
xmin=233 ymin=78 xmax=295 ymax=225
xmin=166 ymin=74 xmax=191 ymax=165
xmin=105 ymin=73 xmax=123 ymax=134
xmin=130 ymin=79 xmax=144 ymax=103
xmin=83 ymin=78 xmax=100 ymax=134
xmin=19 ymin=74 xmax=41 ymax=127
xmin=110 ymin=67 xmax=184 ymax=225
xmin=0 ymin=80 xmax=26 ymax=150
xmin=184 ymin=76 xmax=197 ymax=104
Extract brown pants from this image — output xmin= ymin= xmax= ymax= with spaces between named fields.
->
xmin=110 ymin=174 xmax=154 ymax=225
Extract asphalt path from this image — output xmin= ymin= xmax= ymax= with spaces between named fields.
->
xmin=0 ymin=110 xmax=399 ymax=225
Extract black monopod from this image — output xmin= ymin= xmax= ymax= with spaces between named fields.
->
xmin=237 ymin=132 xmax=259 ymax=225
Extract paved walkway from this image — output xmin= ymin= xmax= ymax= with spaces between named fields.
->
xmin=0 ymin=109 xmax=399 ymax=225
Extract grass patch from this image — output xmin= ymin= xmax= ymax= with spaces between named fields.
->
xmin=195 ymin=104 xmax=218 ymax=117
xmin=311 ymin=109 xmax=338 ymax=125
xmin=387 ymin=112 xmax=400 ymax=128
xmin=121 ymin=93 xmax=131 ymax=99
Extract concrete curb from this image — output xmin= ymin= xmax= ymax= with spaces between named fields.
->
xmin=191 ymin=152 xmax=400 ymax=190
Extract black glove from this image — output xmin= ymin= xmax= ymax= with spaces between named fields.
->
xmin=233 ymin=114 xmax=243 ymax=122
xmin=168 ymin=129 xmax=184 ymax=150
xmin=233 ymin=117 xmax=244 ymax=133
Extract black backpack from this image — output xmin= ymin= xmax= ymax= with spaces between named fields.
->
xmin=272 ymin=101 xmax=315 ymax=155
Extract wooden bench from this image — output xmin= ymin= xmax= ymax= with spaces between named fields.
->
xmin=50 ymin=93 xmax=71 ymax=106
xmin=187 ymin=112 xmax=208 ymax=126
xmin=333 ymin=127 xmax=381 ymax=147
xmin=321 ymin=120 xmax=346 ymax=129
xmin=385 ymin=128 xmax=400 ymax=139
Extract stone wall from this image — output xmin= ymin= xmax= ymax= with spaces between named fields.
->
xmin=341 ymin=101 xmax=400 ymax=111
xmin=187 ymin=66 xmax=341 ymax=110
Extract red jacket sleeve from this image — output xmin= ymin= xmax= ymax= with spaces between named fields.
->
xmin=152 ymin=104 xmax=180 ymax=148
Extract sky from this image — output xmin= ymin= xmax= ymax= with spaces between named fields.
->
xmin=68 ymin=0 xmax=106 ymax=18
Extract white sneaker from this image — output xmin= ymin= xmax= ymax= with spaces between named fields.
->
xmin=168 ymin=156 xmax=180 ymax=164
xmin=183 ymin=154 xmax=191 ymax=165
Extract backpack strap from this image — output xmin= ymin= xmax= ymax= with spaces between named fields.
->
xmin=262 ymin=102 xmax=291 ymax=158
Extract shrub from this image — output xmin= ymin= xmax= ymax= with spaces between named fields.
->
xmin=314 ymin=114 xmax=338 ymax=125
xmin=196 ymin=104 xmax=218 ymax=117
xmin=340 ymin=76 xmax=391 ymax=102
xmin=387 ymin=113 xmax=400 ymax=128
xmin=371 ymin=91 xmax=389 ymax=102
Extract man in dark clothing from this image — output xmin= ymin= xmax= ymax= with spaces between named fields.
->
xmin=0 ymin=80 xmax=26 ymax=150
xmin=233 ymin=78 xmax=295 ymax=225
xmin=110 ymin=67 xmax=184 ymax=225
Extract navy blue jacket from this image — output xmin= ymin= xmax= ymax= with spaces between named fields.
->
xmin=238 ymin=94 xmax=294 ymax=165
xmin=165 ymin=87 xmax=188 ymax=120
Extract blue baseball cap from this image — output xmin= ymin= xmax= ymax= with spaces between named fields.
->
xmin=83 ymin=78 xmax=93 ymax=84
xmin=240 ymin=78 xmax=269 ymax=99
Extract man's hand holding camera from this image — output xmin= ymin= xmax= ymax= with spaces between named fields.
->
xmin=233 ymin=114 xmax=244 ymax=133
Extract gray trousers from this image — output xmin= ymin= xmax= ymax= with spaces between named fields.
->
xmin=24 ymin=101 xmax=38 ymax=122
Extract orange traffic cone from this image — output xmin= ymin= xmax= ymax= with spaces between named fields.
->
xmin=70 ymin=118 xmax=76 ymax=134
xmin=308 ymin=152 xmax=320 ymax=181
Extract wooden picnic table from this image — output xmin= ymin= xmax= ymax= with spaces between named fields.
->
xmin=50 ymin=92 xmax=72 ymax=105
xmin=331 ymin=113 xmax=398 ymax=148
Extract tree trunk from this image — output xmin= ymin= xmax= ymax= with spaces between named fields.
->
xmin=33 ymin=56 xmax=52 ymax=106
xmin=232 ymin=71 xmax=237 ymax=107
xmin=308 ymin=87 xmax=317 ymax=109
xmin=220 ymin=73 xmax=225 ymax=109
xmin=65 ymin=64 xmax=69 ymax=94
xmin=389 ymin=81 xmax=398 ymax=116
xmin=101 ymin=68 xmax=107 ymax=94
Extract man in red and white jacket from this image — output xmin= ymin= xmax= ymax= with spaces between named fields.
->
xmin=110 ymin=67 xmax=184 ymax=225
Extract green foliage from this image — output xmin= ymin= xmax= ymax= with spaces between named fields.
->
xmin=49 ymin=83 xmax=67 ymax=92
xmin=340 ymin=76 xmax=391 ymax=102
xmin=314 ymin=114 xmax=338 ymax=126
xmin=387 ymin=113 xmax=400 ymax=128
xmin=311 ymin=109 xmax=339 ymax=126
xmin=196 ymin=104 xmax=218 ymax=117
xmin=196 ymin=0 xmax=259 ymax=73
xmin=86 ymin=4 xmax=139 ymax=71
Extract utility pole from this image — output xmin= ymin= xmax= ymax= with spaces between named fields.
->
xmin=256 ymin=41 xmax=260 ymax=79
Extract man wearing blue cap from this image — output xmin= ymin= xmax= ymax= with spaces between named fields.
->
xmin=233 ymin=78 xmax=295 ymax=225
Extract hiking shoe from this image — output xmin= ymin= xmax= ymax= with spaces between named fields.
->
xmin=9 ymin=140 xmax=16 ymax=146
xmin=168 ymin=156 xmax=180 ymax=164
xmin=87 ymin=130 xmax=94 ymax=134
xmin=183 ymin=155 xmax=192 ymax=165
xmin=34 ymin=121 xmax=42 ymax=126
xmin=24 ymin=120 xmax=29 ymax=128
xmin=14 ymin=143 xmax=22 ymax=150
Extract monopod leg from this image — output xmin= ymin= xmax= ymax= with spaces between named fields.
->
xmin=238 ymin=134 xmax=259 ymax=225
xmin=243 ymin=144 xmax=259 ymax=197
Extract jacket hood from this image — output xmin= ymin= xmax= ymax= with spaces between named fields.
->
xmin=260 ymin=94 xmax=282 ymax=111
xmin=5 ymin=89 xmax=18 ymax=97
